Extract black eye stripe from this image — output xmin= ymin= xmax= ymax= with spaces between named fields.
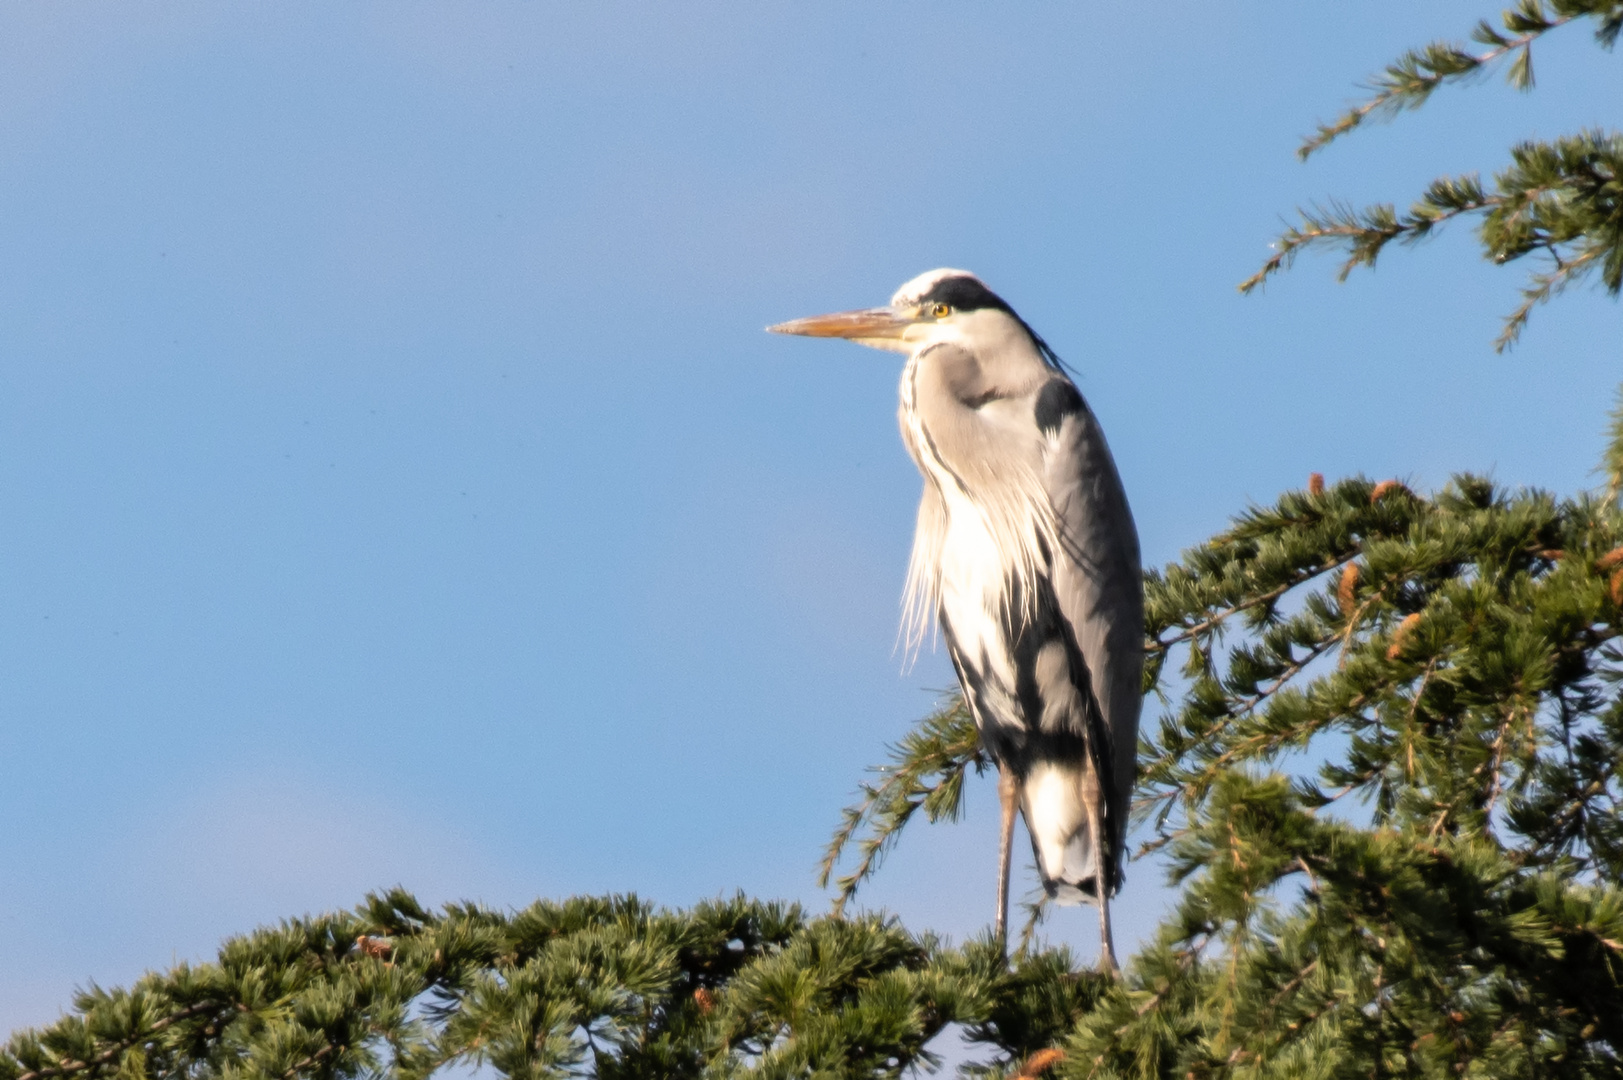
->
xmin=916 ymin=276 xmax=1015 ymax=314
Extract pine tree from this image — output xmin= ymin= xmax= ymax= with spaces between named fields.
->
xmin=8 ymin=4 xmax=1623 ymax=1077
xmin=0 ymin=891 xmax=1106 ymax=1080
xmin=1238 ymin=0 xmax=1623 ymax=351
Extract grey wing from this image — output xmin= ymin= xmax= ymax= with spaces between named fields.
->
xmin=1035 ymin=378 xmax=1144 ymax=847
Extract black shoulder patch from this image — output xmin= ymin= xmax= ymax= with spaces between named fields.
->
xmin=917 ymin=275 xmax=1016 ymax=314
xmin=1034 ymin=380 xmax=1084 ymax=436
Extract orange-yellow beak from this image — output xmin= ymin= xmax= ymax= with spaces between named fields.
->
xmin=766 ymin=306 xmax=917 ymax=342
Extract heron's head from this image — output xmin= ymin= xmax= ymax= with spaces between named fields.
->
xmin=767 ymin=269 xmax=1030 ymax=356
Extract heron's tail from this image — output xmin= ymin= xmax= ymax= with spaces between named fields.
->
xmin=1020 ymin=760 xmax=1117 ymax=905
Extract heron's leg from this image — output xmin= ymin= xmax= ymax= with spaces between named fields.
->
xmin=995 ymin=767 xmax=1018 ymax=953
xmin=1086 ymin=804 xmax=1118 ymax=973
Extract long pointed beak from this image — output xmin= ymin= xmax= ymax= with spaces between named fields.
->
xmin=767 ymin=307 xmax=916 ymax=341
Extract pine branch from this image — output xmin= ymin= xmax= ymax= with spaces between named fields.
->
xmin=1245 ymin=131 xmax=1623 ymax=350
xmin=1297 ymin=0 xmax=1623 ymax=160
xmin=5 ymin=894 xmax=1105 ymax=1080
xmin=1604 ymin=386 xmax=1623 ymax=503
xmin=1239 ymin=176 xmax=1493 ymax=295
xmin=1149 ymin=552 xmax=1358 ymax=655
xmin=10 ymin=1003 xmax=228 ymax=1080
xmin=1299 ymin=22 xmax=1564 ymax=161
xmin=1013 ymin=895 xmax=1052 ymax=957
xmin=1483 ymin=130 xmax=1623 ymax=348
xmin=817 ymin=695 xmax=984 ymax=914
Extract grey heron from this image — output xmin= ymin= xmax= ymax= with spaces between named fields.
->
xmin=769 ymin=269 xmax=1142 ymax=969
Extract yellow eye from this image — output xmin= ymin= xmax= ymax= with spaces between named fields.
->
xmin=932 ymin=303 xmax=951 ymax=318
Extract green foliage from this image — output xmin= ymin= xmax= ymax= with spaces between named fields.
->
xmin=1243 ymin=131 xmax=1623 ymax=349
xmin=1110 ymin=468 xmax=1623 ymax=1074
xmin=821 ymin=425 xmax=1623 ymax=1074
xmin=1606 ymin=386 xmax=1623 ymax=501
xmin=1057 ymin=776 xmax=1623 ymax=1078
xmin=1296 ymin=1 xmax=1623 ymax=160
xmin=1242 ymin=1 xmax=1623 ymax=349
xmin=818 ymin=695 xmax=985 ymax=915
xmin=0 ymin=892 xmax=1101 ymax=1080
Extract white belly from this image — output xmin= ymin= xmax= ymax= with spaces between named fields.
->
xmin=935 ymin=487 xmax=1024 ymax=734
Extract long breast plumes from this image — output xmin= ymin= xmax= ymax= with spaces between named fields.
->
xmin=898 ymin=348 xmax=1057 ymax=659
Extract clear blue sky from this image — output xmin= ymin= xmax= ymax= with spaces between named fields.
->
xmin=1 ymin=2 xmax=1618 ymax=1033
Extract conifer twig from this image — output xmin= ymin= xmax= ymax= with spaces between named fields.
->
xmin=818 ymin=696 xmax=984 ymax=913
xmin=1250 ymin=101 xmax=1623 ymax=349
xmin=1298 ymin=10 xmax=1574 ymax=160
xmin=12 ymin=1003 xmax=227 ymax=1080
xmin=1603 ymin=387 xmax=1623 ymax=503
xmin=1151 ymin=550 xmax=1358 ymax=654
